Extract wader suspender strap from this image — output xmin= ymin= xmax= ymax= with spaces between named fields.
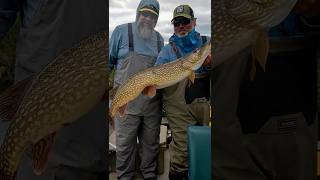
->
xmin=156 ymin=31 xmax=161 ymax=53
xmin=128 ymin=23 xmax=134 ymax=51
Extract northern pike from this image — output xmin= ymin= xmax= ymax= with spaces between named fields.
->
xmin=109 ymin=40 xmax=211 ymax=119
xmin=213 ymin=0 xmax=298 ymax=74
xmin=0 ymin=31 xmax=108 ymax=180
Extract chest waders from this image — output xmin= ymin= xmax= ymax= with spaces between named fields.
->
xmin=163 ymin=36 xmax=211 ymax=173
xmin=114 ymin=23 xmax=162 ymax=179
xmin=113 ymin=23 xmax=162 ymax=116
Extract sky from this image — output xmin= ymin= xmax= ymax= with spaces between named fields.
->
xmin=109 ymin=0 xmax=211 ymax=43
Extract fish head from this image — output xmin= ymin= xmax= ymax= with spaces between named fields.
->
xmin=187 ymin=39 xmax=211 ymax=70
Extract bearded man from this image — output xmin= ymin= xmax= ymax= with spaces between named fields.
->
xmin=108 ymin=0 xmax=164 ymax=179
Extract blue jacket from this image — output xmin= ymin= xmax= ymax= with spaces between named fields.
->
xmin=108 ymin=0 xmax=164 ymax=71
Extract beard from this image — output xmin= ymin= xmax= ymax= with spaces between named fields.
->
xmin=137 ymin=20 xmax=155 ymax=39
xmin=176 ymin=31 xmax=188 ymax=37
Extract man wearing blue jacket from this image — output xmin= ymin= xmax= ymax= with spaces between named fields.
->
xmin=109 ymin=0 xmax=164 ymax=179
xmin=155 ymin=5 xmax=211 ymax=180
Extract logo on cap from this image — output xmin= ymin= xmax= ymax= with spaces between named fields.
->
xmin=176 ymin=6 xmax=184 ymax=13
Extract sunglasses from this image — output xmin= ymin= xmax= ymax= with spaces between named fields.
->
xmin=173 ymin=18 xmax=191 ymax=27
xmin=140 ymin=11 xmax=157 ymax=20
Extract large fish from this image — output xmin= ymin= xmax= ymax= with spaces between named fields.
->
xmin=213 ymin=0 xmax=298 ymax=76
xmin=0 ymin=31 xmax=108 ymax=180
xmin=109 ymin=40 xmax=211 ymax=119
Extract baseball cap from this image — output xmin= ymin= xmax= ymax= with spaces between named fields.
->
xmin=171 ymin=5 xmax=194 ymax=22
xmin=139 ymin=5 xmax=159 ymax=16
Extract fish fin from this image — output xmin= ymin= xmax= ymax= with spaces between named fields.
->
xmin=0 ymin=170 xmax=16 ymax=180
xmin=109 ymin=86 xmax=118 ymax=100
xmin=142 ymin=85 xmax=157 ymax=98
xmin=253 ymin=29 xmax=269 ymax=72
xmin=250 ymin=29 xmax=269 ymax=80
xmin=118 ymin=104 xmax=127 ymax=117
xmin=0 ymin=76 xmax=33 ymax=121
xmin=188 ymin=71 xmax=196 ymax=84
xmin=32 ymin=132 xmax=56 ymax=175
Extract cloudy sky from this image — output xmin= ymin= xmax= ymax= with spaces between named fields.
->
xmin=109 ymin=0 xmax=211 ymax=43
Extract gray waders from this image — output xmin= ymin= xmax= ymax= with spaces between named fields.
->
xmin=163 ymin=37 xmax=210 ymax=174
xmin=163 ymin=79 xmax=210 ymax=174
xmin=113 ymin=23 xmax=162 ymax=180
